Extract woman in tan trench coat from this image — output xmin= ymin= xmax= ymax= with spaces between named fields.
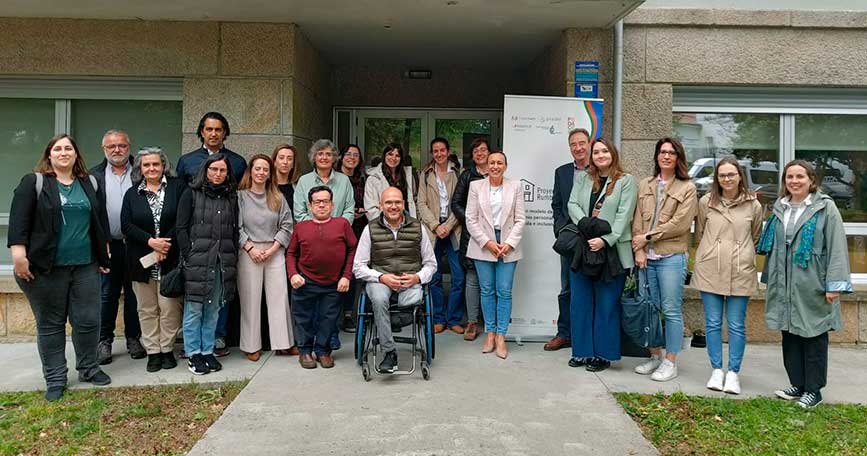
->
xmin=691 ymin=157 xmax=763 ymax=395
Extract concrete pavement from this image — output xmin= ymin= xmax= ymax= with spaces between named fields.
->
xmin=4 ymin=333 xmax=867 ymax=455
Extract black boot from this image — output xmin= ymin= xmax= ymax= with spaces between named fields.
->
xmin=146 ymin=354 xmax=163 ymax=372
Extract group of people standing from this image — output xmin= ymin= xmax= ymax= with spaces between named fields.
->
xmin=549 ymin=129 xmax=851 ymax=409
xmin=8 ymin=112 xmax=852 ymax=409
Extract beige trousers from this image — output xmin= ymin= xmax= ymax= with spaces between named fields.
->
xmin=132 ymin=279 xmax=182 ymax=354
xmin=238 ymin=241 xmax=294 ymax=352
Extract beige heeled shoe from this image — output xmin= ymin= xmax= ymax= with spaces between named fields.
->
xmin=482 ymin=333 xmax=496 ymax=353
xmin=495 ymin=334 xmax=508 ymax=359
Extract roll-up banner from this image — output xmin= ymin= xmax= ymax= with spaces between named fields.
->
xmin=502 ymin=94 xmax=604 ymax=342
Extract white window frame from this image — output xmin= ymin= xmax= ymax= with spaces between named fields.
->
xmin=0 ymin=77 xmax=183 ymax=275
xmin=673 ymin=86 xmax=867 ymax=284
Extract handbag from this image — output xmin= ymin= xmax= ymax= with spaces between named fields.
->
xmin=159 ymin=261 xmax=185 ymax=298
xmin=552 ymin=222 xmax=580 ymax=256
xmin=620 ymin=268 xmax=664 ymax=349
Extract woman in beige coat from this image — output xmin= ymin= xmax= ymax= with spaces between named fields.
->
xmin=465 ymin=151 xmax=525 ymax=359
xmin=692 ymin=157 xmax=763 ymax=394
xmin=417 ymin=138 xmax=465 ymax=335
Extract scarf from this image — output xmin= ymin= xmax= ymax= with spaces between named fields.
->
xmin=756 ymin=212 xmax=819 ymax=269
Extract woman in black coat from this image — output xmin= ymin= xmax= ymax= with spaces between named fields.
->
xmin=121 ymin=147 xmax=187 ymax=373
xmin=7 ymin=134 xmax=112 ymax=401
xmin=175 ymin=153 xmax=239 ymax=376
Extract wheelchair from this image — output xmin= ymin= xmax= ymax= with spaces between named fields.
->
xmin=354 ymin=284 xmax=435 ymax=381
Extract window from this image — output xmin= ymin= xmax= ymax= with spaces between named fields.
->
xmin=0 ymin=78 xmax=182 ymax=271
xmin=673 ymin=87 xmax=867 ymax=278
xmin=675 ymin=113 xmax=779 ymax=210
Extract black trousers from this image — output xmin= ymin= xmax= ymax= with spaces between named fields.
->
xmin=17 ymin=263 xmax=102 ymax=388
xmin=100 ymin=239 xmax=140 ymax=342
xmin=781 ymin=330 xmax=829 ymax=394
xmin=292 ymin=280 xmax=340 ymax=356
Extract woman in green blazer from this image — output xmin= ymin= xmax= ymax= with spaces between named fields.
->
xmin=566 ymin=138 xmax=637 ymax=372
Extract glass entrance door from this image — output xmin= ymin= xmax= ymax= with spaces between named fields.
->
xmin=336 ymin=108 xmax=502 ymax=169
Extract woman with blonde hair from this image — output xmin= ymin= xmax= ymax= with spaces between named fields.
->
xmin=237 ymin=154 xmax=296 ymax=361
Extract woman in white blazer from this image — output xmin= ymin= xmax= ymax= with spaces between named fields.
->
xmin=465 ymin=151 xmax=526 ymax=359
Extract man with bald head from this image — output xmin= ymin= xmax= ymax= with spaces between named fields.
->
xmin=353 ymin=187 xmax=437 ymax=373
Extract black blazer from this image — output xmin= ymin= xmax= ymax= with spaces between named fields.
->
xmin=7 ymin=173 xmax=111 ymax=273
xmin=120 ymin=177 xmax=187 ymax=283
xmin=552 ymin=162 xmax=576 ymax=235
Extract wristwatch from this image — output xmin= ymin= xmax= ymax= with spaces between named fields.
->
xmin=645 ymin=233 xmax=652 ymax=241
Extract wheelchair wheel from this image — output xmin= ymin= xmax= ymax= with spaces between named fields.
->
xmin=362 ymin=362 xmax=371 ymax=382
xmin=355 ymin=293 xmax=369 ymax=366
xmin=421 ymin=363 xmax=431 ymax=381
xmin=423 ymin=289 xmax=435 ymax=363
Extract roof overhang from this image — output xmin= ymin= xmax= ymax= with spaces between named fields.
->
xmin=1 ymin=0 xmax=644 ymax=68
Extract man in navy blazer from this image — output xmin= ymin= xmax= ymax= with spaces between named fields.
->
xmin=546 ymin=128 xmax=591 ymax=351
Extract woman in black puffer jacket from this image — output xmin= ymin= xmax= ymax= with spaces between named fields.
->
xmin=450 ymin=138 xmax=490 ymax=341
xmin=176 ymin=153 xmax=239 ymax=376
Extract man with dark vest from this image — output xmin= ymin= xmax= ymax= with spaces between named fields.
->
xmin=353 ymin=187 xmax=437 ymax=373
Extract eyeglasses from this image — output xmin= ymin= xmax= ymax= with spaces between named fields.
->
xmin=311 ymin=199 xmax=332 ymax=206
xmin=207 ymin=167 xmax=228 ymax=174
xmin=658 ymin=150 xmax=677 ymax=157
xmin=104 ymin=144 xmax=130 ymax=150
xmin=719 ymin=173 xmax=739 ymax=181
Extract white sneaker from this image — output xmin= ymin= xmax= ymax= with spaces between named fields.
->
xmin=651 ymin=360 xmax=678 ymax=382
xmin=634 ymin=356 xmax=662 ymax=375
xmin=706 ymin=369 xmax=725 ymax=391
xmin=723 ymin=371 xmax=741 ymax=395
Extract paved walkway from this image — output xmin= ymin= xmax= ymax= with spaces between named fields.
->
xmin=3 ymin=334 xmax=867 ymax=455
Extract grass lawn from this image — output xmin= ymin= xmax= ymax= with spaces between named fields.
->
xmin=616 ymin=392 xmax=867 ymax=455
xmin=0 ymin=381 xmax=246 ymax=456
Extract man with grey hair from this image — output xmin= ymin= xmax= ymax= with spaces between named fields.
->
xmin=546 ymin=127 xmax=591 ymax=353
xmin=90 ymin=129 xmax=145 ymax=364
xmin=292 ymin=139 xmax=356 ymax=224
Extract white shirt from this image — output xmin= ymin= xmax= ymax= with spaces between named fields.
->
xmin=436 ymin=175 xmax=449 ymax=220
xmin=781 ymin=194 xmax=813 ymax=232
xmin=352 ymin=221 xmax=438 ymax=284
xmin=490 ymin=185 xmax=504 ymax=230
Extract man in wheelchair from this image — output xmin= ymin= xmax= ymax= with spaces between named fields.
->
xmin=352 ymin=187 xmax=437 ymax=373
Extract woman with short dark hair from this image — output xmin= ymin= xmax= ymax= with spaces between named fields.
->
xmin=8 ymin=134 xmax=112 ymax=401
xmin=121 ymin=147 xmax=187 ymax=373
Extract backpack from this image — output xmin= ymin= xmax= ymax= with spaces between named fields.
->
xmin=34 ymin=172 xmax=99 ymax=197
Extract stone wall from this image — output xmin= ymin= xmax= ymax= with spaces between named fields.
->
xmin=0 ymin=18 xmax=332 ymax=340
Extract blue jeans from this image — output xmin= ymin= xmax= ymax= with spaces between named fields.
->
xmin=214 ymin=298 xmax=229 ymax=342
xmin=431 ymin=237 xmax=466 ymax=326
xmin=474 ymin=231 xmax=518 ymax=335
xmin=569 ymin=271 xmax=627 ymax=361
xmin=701 ymin=292 xmax=748 ymax=373
xmin=646 ymin=253 xmax=687 ymax=354
xmin=557 ymin=254 xmax=572 ymax=340
xmin=184 ymin=268 xmax=224 ymax=356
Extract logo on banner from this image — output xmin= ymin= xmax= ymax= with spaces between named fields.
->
xmin=521 ymin=179 xmax=535 ymax=202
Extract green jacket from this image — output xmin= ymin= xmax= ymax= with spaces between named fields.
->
xmin=292 ymin=170 xmax=356 ymax=224
xmin=761 ymin=192 xmax=853 ymax=338
xmin=567 ymin=173 xmax=637 ymax=269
